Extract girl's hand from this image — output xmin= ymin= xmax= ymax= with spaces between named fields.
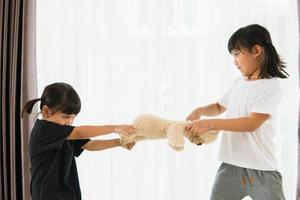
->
xmin=114 ymin=125 xmax=136 ymax=136
xmin=186 ymin=107 xmax=202 ymax=121
xmin=185 ymin=120 xmax=210 ymax=137
xmin=121 ymin=142 xmax=136 ymax=151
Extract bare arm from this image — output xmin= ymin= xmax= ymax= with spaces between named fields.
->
xmin=82 ymin=139 xmax=120 ymax=151
xmin=83 ymin=139 xmax=136 ymax=151
xmin=186 ymin=112 xmax=270 ymax=135
xmin=67 ymin=125 xmax=135 ymax=140
xmin=186 ymin=102 xmax=226 ymax=121
xmin=208 ymin=113 xmax=269 ymax=132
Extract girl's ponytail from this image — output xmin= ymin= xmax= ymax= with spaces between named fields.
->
xmin=21 ymin=98 xmax=42 ymax=117
xmin=262 ymin=42 xmax=289 ymax=78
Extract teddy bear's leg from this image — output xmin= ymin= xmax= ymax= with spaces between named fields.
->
xmin=167 ymin=124 xmax=186 ymax=151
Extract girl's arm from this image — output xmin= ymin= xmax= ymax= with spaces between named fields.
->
xmin=82 ymin=139 xmax=135 ymax=151
xmin=67 ymin=125 xmax=135 ymax=140
xmin=186 ymin=103 xmax=226 ymax=121
xmin=187 ymin=112 xmax=269 ymax=136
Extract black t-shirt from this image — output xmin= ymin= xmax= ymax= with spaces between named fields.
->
xmin=29 ymin=119 xmax=90 ymax=200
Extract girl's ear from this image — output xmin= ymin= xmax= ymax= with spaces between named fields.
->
xmin=41 ymin=105 xmax=52 ymax=117
xmin=252 ymin=45 xmax=263 ymax=58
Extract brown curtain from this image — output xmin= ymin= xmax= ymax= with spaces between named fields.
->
xmin=0 ymin=0 xmax=36 ymax=200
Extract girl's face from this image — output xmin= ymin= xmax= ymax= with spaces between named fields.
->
xmin=231 ymin=45 xmax=263 ymax=80
xmin=47 ymin=112 xmax=77 ymax=126
xmin=42 ymin=105 xmax=77 ymax=125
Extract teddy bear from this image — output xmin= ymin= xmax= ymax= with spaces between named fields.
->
xmin=120 ymin=114 xmax=219 ymax=151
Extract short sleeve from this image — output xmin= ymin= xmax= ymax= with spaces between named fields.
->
xmin=35 ymin=120 xmax=74 ymax=152
xmin=71 ymin=139 xmax=91 ymax=157
xmin=218 ymin=78 xmax=240 ymax=109
xmin=250 ymin=80 xmax=282 ymax=117
xmin=218 ymin=90 xmax=230 ymax=109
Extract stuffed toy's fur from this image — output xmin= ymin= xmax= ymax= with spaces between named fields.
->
xmin=121 ymin=114 xmax=219 ymax=151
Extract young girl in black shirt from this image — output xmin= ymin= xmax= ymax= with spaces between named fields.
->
xmin=22 ymin=82 xmax=136 ymax=200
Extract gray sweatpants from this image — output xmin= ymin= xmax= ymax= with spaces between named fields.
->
xmin=210 ymin=163 xmax=285 ymax=200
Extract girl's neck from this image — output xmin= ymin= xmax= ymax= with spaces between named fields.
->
xmin=244 ymin=76 xmax=260 ymax=81
xmin=245 ymin=69 xmax=260 ymax=81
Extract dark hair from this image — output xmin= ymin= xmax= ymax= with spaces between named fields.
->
xmin=227 ymin=24 xmax=289 ymax=79
xmin=22 ymin=82 xmax=81 ymax=117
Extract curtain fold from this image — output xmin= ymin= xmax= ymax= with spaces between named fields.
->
xmin=297 ymin=0 xmax=300 ymax=198
xmin=0 ymin=0 xmax=24 ymax=199
xmin=21 ymin=0 xmax=36 ymax=199
xmin=0 ymin=0 xmax=36 ymax=199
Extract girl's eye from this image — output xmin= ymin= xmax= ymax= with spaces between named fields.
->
xmin=61 ymin=114 xmax=76 ymax=119
xmin=231 ymin=51 xmax=237 ymax=55
xmin=59 ymin=113 xmax=77 ymax=119
xmin=60 ymin=115 xmax=71 ymax=119
xmin=231 ymin=51 xmax=239 ymax=57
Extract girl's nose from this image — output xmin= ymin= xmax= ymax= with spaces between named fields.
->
xmin=67 ymin=118 xmax=74 ymax=125
xmin=234 ymin=59 xmax=238 ymax=66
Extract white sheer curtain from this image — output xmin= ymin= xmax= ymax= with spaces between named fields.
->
xmin=36 ymin=0 xmax=298 ymax=199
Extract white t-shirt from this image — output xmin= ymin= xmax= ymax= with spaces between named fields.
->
xmin=217 ymin=77 xmax=282 ymax=170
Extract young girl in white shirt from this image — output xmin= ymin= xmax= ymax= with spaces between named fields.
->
xmin=186 ymin=24 xmax=288 ymax=200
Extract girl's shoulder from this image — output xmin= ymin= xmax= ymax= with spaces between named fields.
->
xmin=261 ymin=78 xmax=282 ymax=87
xmin=35 ymin=118 xmax=58 ymax=127
xmin=241 ymin=77 xmax=281 ymax=86
xmin=31 ymin=119 xmax=74 ymax=138
xmin=234 ymin=77 xmax=282 ymax=94
xmin=256 ymin=78 xmax=282 ymax=95
xmin=33 ymin=119 xmax=70 ymax=131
